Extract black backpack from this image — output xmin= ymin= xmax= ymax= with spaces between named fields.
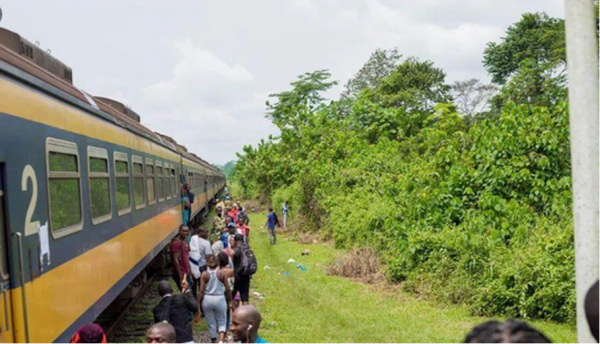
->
xmin=239 ymin=245 xmax=258 ymax=276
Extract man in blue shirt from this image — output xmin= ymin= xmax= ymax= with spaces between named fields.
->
xmin=185 ymin=183 xmax=194 ymax=225
xmin=231 ymin=305 xmax=268 ymax=343
xmin=264 ymin=208 xmax=279 ymax=245
xmin=222 ymin=222 xmax=236 ymax=249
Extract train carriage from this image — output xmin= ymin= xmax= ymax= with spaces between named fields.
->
xmin=0 ymin=28 xmax=225 ymax=342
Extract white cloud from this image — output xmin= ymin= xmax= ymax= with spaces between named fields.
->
xmin=2 ymin=0 xmax=565 ymax=164
xmin=357 ymin=0 xmax=502 ymax=82
xmin=143 ymin=39 xmax=254 ymax=109
xmin=137 ymin=39 xmax=277 ymax=164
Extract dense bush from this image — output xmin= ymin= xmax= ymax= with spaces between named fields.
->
xmin=234 ymin=12 xmax=576 ymax=323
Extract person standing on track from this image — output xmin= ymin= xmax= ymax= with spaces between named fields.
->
xmin=198 ymin=255 xmax=232 ymax=343
xmin=265 ymin=208 xmax=279 ymax=245
xmin=170 ymin=225 xmax=191 ymax=291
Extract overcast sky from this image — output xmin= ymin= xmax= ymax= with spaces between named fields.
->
xmin=2 ymin=0 xmax=564 ymax=164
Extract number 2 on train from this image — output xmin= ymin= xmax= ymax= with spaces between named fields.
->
xmin=21 ymin=165 xmax=40 ymax=235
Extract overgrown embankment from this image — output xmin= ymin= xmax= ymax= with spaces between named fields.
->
xmin=234 ymin=12 xmax=576 ymax=324
xmin=246 ymin=213 xmax=576 ymax=342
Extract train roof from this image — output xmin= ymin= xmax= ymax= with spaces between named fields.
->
xmin=0 ymin=27 xmax=223 ymax=177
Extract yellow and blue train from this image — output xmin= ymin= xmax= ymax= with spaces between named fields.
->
xmin=0 ymin=27 xmax=225 ymax=342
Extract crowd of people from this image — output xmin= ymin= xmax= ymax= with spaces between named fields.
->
xmin=161 ymin=186 xmax=265 ymax=343
xmin=67 ymin=185 xmax=598 ymax=343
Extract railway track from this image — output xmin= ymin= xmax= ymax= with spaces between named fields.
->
xmin=96 ymin=210 xmax=214 ymax=343
xmin=103 ymin=271 xmax=161 ymax=341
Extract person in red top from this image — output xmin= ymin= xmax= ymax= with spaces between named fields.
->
xmin=236 ymin=217 xmax=251 ymax=244
xmin=170 ymin=225 xmax=190 ymax=291
xmin=70 ymin=323 xmax=107 ymax=343
xmin=228 ymin=206 xmax=239 ymax=223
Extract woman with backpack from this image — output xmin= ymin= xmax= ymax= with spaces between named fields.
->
xmin=198 ymin=254 xmax=232 ymax=343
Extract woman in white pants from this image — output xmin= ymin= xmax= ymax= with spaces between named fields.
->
xmin=198 ymin=255 xmax=232 ymax=343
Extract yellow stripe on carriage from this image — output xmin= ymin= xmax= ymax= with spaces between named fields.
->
xmin=0 ymin=76 xmax=201 ymax=169
xmin=10 ymin=204 xmax=181 ymax=343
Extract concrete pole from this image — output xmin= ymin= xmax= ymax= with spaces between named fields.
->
xmin=564 ymin=0 xmax=599 ymax=342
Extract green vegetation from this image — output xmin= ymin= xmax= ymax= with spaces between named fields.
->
xmin=247 ymin=213 xmax=576 ymax=342
xmin=90 ymin=178 xmax=110 ymax=219
xmin=215 ymin=161 xmax=237 ymax=180
xmin=48 ymin=151 xmax=81 ymax=231
xmin=134 ymin=177 xmax=145 ymax=206
xmin=48 ymin=179 xmax=81 ymax=230
xmin=234 ymin=12 xmax=578 ymax=323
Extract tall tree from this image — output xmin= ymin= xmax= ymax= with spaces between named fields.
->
xmin=451 ymin=79 xmax=498 ymax=119
xmin=266 ymin=70 xmax=338 ymax=132
xmin=342 ymin=48 xmax=402 ymax=99
xmin=367 ymin=57 xmax=452 ymax=113
xmin=483 ymin=12 xmax=568 ymax=110
xmin=483 ymin=12 xmax=565 ymax=85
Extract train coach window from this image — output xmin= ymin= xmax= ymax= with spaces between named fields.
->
xmin=146 ymin=158 xmax=156 ymax=205
xmin=156 ymin=162 xmax=164 ymax=202
xmin=46 ymin=138 xmax=83 ymax=237
xmin=165 ymin=166 xmax=172 ymax=200
xmin=133 ymin=156 xmax=145 ymax=209
xmin=88 ymin=146 xmax=112 ymax=225
xmin=114 ymin=152 xmax=131 ymax=215
xmin=170 ymin=167 xmax=176 ymax=198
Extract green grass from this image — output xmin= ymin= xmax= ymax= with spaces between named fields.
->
xmin=246 ymin=212 xmax=576 ymax=343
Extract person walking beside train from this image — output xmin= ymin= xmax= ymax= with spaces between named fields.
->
xmin=228 ymin=205 xmax=239 ymax=223
xmin=232 ymin=234 xmax=255 ymax=306
xmin=236 ymin=206 xmax=250 ymax=225
xmin=170 ymin=225 xmax=191 ymax=291
xmin=216 ymin=199 xmax=225 ymax=216
xmin=153 ymin=280 xmax=198 ymax=343
xmin=236 ymin=216 xmax=251 ymax=245
xmin=189 ymin=228 xmax=212 ymax=300
xmin=198 ymin=254 xmax=232 ymax=343
xmin=212 ymin=208 xmax=225 ymax=239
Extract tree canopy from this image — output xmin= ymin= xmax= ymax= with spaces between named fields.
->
xmin=233 ymin=11 xmax=575 ymax=324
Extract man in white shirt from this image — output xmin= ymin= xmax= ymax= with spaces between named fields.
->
xmin=282 ymin=200 xmax=289 ymax=229
xmin=189 ymin=228 xmax=212 ymax=299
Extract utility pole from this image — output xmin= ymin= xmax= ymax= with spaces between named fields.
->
xmin=564 ymin=0 xmax=599 ymax=342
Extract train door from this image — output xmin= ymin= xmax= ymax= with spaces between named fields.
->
xmin=0 ymin=165 xmax=14 ymax=343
